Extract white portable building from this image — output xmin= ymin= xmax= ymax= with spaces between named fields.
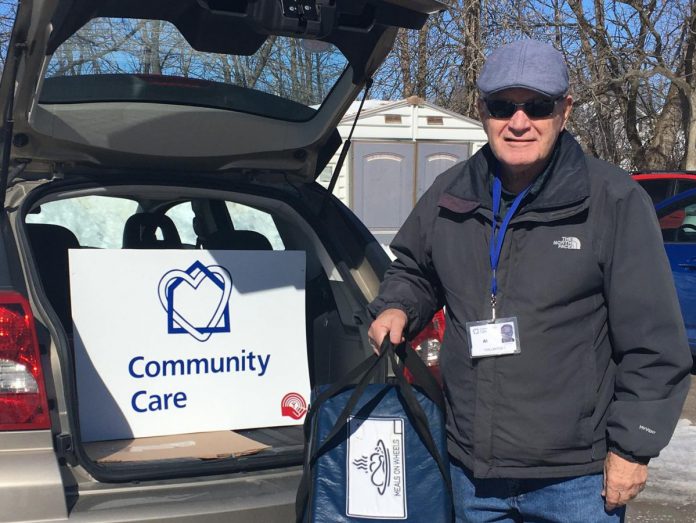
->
xmin=319 ymin=96 xmax=488 ymax=245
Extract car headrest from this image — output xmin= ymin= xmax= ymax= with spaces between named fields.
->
xmin=26 ymin=222 xmax=80 ymax=252
xmin=25 ymin=223 xmax=80 ymax=331
xmin=200 ymin=229 xmax=273 ymax=250
xmin=122 ymin=213 xmax=181 ymax=249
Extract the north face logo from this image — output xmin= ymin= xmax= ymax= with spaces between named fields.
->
xmin=553 ymin=237 xmax=581 ymax=249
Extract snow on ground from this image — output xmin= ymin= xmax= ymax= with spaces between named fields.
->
xmin=640 ymin=418 xmax=696 ymax=506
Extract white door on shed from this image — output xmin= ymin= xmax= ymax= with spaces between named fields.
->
xmin=352 ymin=142 xmax=415 ymax=245
xmin=416 ymin=143 xmax=470 ymax=200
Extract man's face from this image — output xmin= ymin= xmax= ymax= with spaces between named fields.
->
xmin=477 ymin=88 xmax=572 ymax=177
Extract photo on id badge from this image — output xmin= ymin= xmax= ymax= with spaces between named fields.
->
xmin=466 ymin=317 xmax=521 ymax=358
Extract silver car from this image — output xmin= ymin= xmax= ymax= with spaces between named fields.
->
xmin=0 ymin=0 xmax=443 ymax=521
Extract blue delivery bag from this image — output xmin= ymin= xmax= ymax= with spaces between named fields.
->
xmin=296 ymin=340 xmax=453 ymax=522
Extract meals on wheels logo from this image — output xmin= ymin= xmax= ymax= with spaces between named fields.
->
xmin=158 ymin=261 xmax=232 ymax=342
xmin=347 ymin=417 xmax=406 ymax=518
xmin=353 ymin=439 xmax=391 ymax=495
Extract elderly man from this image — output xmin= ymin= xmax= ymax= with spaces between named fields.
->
xmin=368 ymin=40 xmax=691 ymax=522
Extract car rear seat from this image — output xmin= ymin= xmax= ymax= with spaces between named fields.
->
xmin=199 ymin=229 xmax=273 ymax=250
xmin=197 ymin=228 xmax=337 ymax=385
xmin=25 ymin=223 xmax=80 ymax=332
xmin=122 ymin=212 xmax=182 ymax=249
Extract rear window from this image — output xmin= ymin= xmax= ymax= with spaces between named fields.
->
xmin=635 ymin=178 xmax=672 ymax=204
xmin=40 ymin=18 xmax=348 ymax=122
xmin=676 ymin=179 xmax=696 ymax=194
xmin=657 ymin=191 xmax=696 ymax=242
xmin=165 ymin=201 xmax=285 ymax=250
xmin=26 ymin=195 xmax=138 ymax=248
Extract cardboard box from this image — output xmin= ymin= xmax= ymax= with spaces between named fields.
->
xmin=84 ymin=430 xmax=269 ymax=463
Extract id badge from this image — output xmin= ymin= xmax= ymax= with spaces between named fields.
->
xmin=466 ymin=317 xmax=521 ymax=358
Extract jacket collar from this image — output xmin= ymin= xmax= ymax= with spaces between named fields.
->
xmin=441 ymin=131 xmax=590 ymax=214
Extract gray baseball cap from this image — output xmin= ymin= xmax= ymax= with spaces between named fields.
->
xmin=477 ymin=40 xmax=569 ymax=98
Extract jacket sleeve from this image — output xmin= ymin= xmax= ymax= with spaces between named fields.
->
xmin=368 ymin=186 xmax=445 ymax=339
xmin=603 ymin=184 xmax=692 ymax=461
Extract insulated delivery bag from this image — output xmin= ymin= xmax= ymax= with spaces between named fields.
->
xmin=296 ymin=339 xmax=453 ymax=522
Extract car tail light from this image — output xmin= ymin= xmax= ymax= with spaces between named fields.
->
xmin=406 ymin=309 xmax=445 ymax=385
xmin=0 ymin=292 xmax=50 ymax=430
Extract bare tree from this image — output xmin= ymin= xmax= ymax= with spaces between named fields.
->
xmin=0 ymin=0 xmax=17 ymax=70
xmin=440 ymin=0 xmax=485 ymax=118
xmin=677 ymin=1 xmax=696 ymax=168
xmin=560 ymin=0 xmax=691 ymax=169
xmin=392 ymin=24 xmax=430 ymax=99
xmin=2 ymin=0 xmax=696 ymax=170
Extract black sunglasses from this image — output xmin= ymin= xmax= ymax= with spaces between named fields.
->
xmin=484 ymin=97 xmax=562 ymax=119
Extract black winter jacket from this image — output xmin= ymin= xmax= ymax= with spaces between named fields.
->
xmin=369 ymin=131 xmax=692 ymax=479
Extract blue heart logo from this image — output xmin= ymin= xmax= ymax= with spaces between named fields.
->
xmin=157 ymin=261 xmax=232 ymax=342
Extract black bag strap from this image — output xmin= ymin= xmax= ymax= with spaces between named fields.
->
xmin=297 ymin=347 xmax=386 ymax=522
xmin=387 ymin=349 xmax=452 ymax=497
xmin=303 ymin=345 xmax=387 ymax=473
xmin=296 ymin=338 xmax=451 ymax=522
xmin=311 ymin=352 xmax=380 ymax=407
xmin=299 ymin=351 xmax=381 ymax=475
xmin=393 ymin=340 xmax=445 ymax=411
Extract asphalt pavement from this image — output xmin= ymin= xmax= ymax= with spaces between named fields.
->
xmin=627 ymin=375 xmax=696 ymax=522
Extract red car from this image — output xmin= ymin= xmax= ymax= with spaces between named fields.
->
xmin=631 ymin=171 xmax=696 ymax=204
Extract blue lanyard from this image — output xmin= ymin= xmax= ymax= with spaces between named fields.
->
xmin=489 ymin=176 xmax=531 ymax=320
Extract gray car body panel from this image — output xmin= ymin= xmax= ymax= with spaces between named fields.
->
xmin=0 ymin=431 xmax=68 ymax=522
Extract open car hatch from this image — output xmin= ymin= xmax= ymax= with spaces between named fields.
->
xmin=0 ymin=0 xmax=444 ymax=185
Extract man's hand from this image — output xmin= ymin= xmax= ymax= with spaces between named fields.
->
xmin=368 ymin=308 xmax=407 ymax=354
xmin=602 ymin=451 xmax=648 ymax=511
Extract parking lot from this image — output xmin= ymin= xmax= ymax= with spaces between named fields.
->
xmin=627 ymin=375 xmax=696 ymax=521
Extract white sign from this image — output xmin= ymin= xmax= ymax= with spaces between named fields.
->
xmin=69 ymin=250 xmax=309 ymax=442
xmin=347 ymin=417 xmax=407 ymax=519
